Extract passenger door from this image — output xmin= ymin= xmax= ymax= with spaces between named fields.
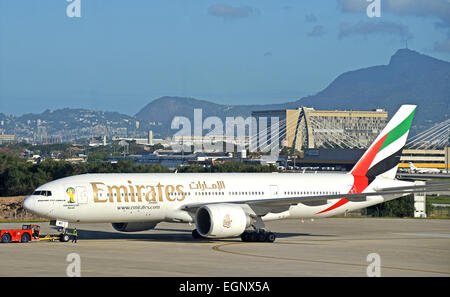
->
xmin=269 ymin=185 xmax=279 ymax=197
xmin=76 ymin=186 xmax=88 ymax=204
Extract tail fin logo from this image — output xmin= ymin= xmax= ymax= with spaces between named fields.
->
xmin=317 ymin=105 xmax=416 ymax=215
xmin=351 ymin=105 xmax=416 ymax=181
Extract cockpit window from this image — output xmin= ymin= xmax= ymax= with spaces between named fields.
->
xmin=32 ymin=190 xmax=52 ymax=196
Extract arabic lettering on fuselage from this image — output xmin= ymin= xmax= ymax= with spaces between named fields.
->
xmin=189 ymin=181 xmax=226 ymax=191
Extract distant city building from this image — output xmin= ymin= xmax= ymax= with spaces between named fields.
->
xmin=148 ymin=130 xmax=153 ymax=145
xmin=400 ymin=148 xmax=449 ymax=171
xmin=89 ymin=139 xmax=105 ymax=147
xmin=113 ymin=132 xmax=169 ymax=147
xmin=106 ymin=152 xmax=233 ymax=169
xmin=0 ymin=134 xmax=16 ymax=144
xmin=400 ymin=119 xmax=450 ymax=171
xmin=114 ymin=127 xmax=128 ymax=138
xmin=171 ymin=135 xmax=249 ymax=152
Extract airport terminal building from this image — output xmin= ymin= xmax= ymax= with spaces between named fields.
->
xmin=252 ymin=107 xmax=388 ymax=152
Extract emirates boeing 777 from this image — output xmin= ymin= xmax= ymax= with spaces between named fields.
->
xmin=23 ymin=105 xmax=449 ymax=242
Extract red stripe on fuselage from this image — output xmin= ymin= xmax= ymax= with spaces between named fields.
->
xmin=316 ymin=197 xmax=349 ymax=214
xmin=316 ymin=134 xmax=387 ymax=214
xmin=316 ymin=175 xmax=369 ymax=214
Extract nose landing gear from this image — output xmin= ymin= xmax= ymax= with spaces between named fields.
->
xmin=50 ymin=220 xmax=70 ymax=242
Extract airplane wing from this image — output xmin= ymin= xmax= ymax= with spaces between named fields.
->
xmin=180 ymin=182 xmax=450 ymax=215
xmin=373 ymin=182 xmax=450 ymax=192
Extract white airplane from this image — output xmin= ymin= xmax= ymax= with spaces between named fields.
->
xmin=409 ymin=162 xmax=441 ymax=174
xmin=23 ymin=105 xmax=449 ymax=242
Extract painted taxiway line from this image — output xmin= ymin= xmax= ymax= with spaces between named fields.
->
xmin=212 ymin=242 xmax=450 ymax=276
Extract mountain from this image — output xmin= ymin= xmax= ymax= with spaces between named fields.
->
xmin=135 ymin=49 xmax=449 ymax=136
xmin=298 ymin=49 xmax=450 ymax=132
xmin=135 ymin=96 xmax=300 ymax=136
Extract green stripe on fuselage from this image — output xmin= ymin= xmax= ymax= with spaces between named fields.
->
xmin=379 ymin=107 xmax=416 ymax=152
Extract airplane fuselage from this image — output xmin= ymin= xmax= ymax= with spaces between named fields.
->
xmin=24 ymin=172 xmax=412 ymax=224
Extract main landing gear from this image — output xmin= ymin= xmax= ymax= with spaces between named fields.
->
xmin=191 ymin=229 xmax=276 ymax=242
xmin=240 ymin=230 xmax=276 ymax=243
xmin=241 ymin=215 xmax=276 ymax=243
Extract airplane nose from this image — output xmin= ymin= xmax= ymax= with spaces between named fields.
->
xmin=22 ymin=197 xmax=31 ymax=211
xmin=23 ymin=194 xmax=54 ymax=217
xmin=23 ymin=196 xmax=34 ymax=212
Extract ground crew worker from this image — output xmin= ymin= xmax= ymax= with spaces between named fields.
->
xmin=72 ymin=228 xmax=78 ymax=243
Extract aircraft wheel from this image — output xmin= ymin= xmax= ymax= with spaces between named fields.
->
xmin=241 ymin=231 xmax=251 ymax=242
xmin=240 ymin=230 xmax=276 ymax=243
xmin=249 ymin=232 xmax=258 ymax=242
xmin=60 ymin=234 xmax=70 ymax=242
xmin=257 ymin=232 xmax=267 ymax=242
xmin=266 ymin=232 xmax=276 ymax=243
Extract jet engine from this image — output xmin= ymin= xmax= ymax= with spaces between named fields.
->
xmin=112 ymin=222 xmax=158 ymax=232
xmin=195 ymin=204 xmax=251 ymax=238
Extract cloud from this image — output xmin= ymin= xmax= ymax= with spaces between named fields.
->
xmin=208 ymin=4 xmax=255 ymax=19
xmin=308 ymin=25 xmax=326 ymax=37
xmin=263 ymin=51 xmax=273 ymax=57
xmin=434 ymin=38 xmax=450 ymax=53
xmin=336 ymin=0 xmax=450 ymax=27
xmin=336 ymin=0 xmax=367 ymax=13
xmin=337 ymin=0 xmax=449 ymax=51
xmin=434 ymin=31 xmax=450 ymax=53
xmin=338 ymin=21 xmax=412 ymax=39
xmin=384 ymin=0 xmax=450 ymax=28
xmin=305 ymin=13 xmax=317 ymax=23
xmin=338 ymin=20 xmax=413 ymax=39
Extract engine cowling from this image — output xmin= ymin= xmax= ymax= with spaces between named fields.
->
xmin=195 ymin=204 xmax=251 ymax=238
xmin=112 ymin=222 xmax=158 ymax=232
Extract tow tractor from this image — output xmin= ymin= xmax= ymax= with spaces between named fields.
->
xmin=1 ymin=224 xmax=41 ymax=243
xmin=0 ymin=224 xmax=70 ymax=243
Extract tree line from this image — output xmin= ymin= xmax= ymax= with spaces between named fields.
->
xmin=0 ymin=153 xmax=278 ymax=197
xmin=0 ymin=153 xmax=171 ymax=196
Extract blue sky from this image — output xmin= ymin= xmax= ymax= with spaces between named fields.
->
xmin=1 ymin=0 xmax=449 ymax=115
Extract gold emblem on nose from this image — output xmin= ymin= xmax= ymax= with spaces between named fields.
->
xmin=66 ymin=187 xmax=76 ymax=203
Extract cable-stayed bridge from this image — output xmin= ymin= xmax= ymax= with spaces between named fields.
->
xmin=405 ymin=119 xmax=449 ymax=150
xmin=400 ymin=119 xmax=449 ymax=173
